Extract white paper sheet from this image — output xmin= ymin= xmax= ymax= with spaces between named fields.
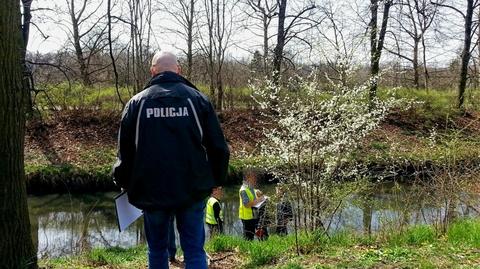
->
xmin=114 ymin=192 xmax=143 ymax=232
xmin=253 ymin=195 xmax=269 ymax=208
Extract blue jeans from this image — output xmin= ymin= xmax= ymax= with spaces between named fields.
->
xmin=144 ymin=200 xmax=207 ymax=269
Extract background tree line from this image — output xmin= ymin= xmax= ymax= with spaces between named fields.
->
xmin=23 ymin=0 xmax=480 ymax=110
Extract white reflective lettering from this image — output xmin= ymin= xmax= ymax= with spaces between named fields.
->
xmin=145 ymin=106 xmax=190 ymax=118
xmin=146 ymin=108 xmax=153 ymax=118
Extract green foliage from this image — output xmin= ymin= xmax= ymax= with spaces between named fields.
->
xmin=87 ymin=246 xmax=146 ymax=265
xmin=312 ymin=230 xmax=357 ymax=248
xmin=378 ymin=87 xmax=460 ymax=119
xmin=360 ymin=247 xmax=416 ymax=265
xmin=206 ymin=234 xmax=246 ymax=252
xmin=280 ymin=262 xmax=304 ymax=269
xmin=25 ymin=163 xmax=115 ymax=194
xmin=447 ymin=218 xmax=480 ymax=247
xmin=388 ymin=225 xmax=436 ymax=246
xmin=40 ymin=218 xmax=480 ymax=268
xmin=35 ymin=83 xmax=132 ymax=112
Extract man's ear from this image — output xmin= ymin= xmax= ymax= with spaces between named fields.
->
xmin=150 ymin=66 xmax=156 ymax=76
xmin=176 ymin=65 xmax=182 ymax=75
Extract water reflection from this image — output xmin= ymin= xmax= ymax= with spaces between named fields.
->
xmin=28 ymin=184 xmax=479 ymax=258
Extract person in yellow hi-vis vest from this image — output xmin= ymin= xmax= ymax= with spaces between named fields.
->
xmin=205 ymin=186 xmax=224 ymax=237
xmin=239 ymin=169 xmax=265 ymax=240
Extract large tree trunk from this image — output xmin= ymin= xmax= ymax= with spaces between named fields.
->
xmin=22 ymin=0 xmax=34 ymax=115
xmin=272 ymin=0 xmax=287 ymax=83
xmin=0 ymin=0 xmax=37 ymax=267
xmin=458 ymin=0 xmax=474 ymax=110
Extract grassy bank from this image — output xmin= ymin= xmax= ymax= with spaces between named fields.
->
xmin=40 ymin=218 xmax=480 ymax=268
xmin=25 ymin=88 xmax=480 ymax=194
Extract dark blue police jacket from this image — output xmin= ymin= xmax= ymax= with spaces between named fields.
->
xmin=112 ymin=71 xmax=230 ymax=210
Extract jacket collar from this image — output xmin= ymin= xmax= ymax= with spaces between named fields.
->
xmin=144 ymin=71 xmax=198 ymax=90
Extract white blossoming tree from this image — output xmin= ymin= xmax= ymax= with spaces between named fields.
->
xmin=252 ymin=73 xmax=402 ymax=233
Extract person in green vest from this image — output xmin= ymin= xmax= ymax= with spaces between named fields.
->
xmin=205 ymin=186 xmax=224 ymax=237
xmin=238 ymin=168 xmax=265 ymax=240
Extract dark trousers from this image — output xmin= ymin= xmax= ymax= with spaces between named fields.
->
xmin=168 ymin=216 xmax=176 ymax=258
xmin=207 ymin=224 xmax=222 ymax=238
xmin=144 ymin=200 xmax=207 ymax=269
xmin=276 ymin=225 xmax=288 ymax=235
xmin=241 ymin=219 xmax=258 ymax=240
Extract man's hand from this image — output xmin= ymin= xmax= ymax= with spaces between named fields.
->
xmin=255 ymin=195 xmax=265 ymax=204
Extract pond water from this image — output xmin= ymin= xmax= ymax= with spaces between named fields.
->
xmin=28 ymin=183 xmax=479 ymax=258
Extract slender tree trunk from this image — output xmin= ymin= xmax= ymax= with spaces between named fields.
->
xmin=70 ymin=2 xmax=92 ymax=87
xmin=458 ymin=0 xmax=475 ymax=110
xmin=273 ymin=0 xmax=286 ymax=83
xmin=422 ymin=34 xmax=430 ymax=90
xmin=369 ymin=0 xmax=379 ymax=100
xmin=207 ymin=0 xmax=216 ymax=107
xmin=263 ymin=13 xmax=269 ymax=75
xmin=186 ymin=0 xmax=195 ymax=79
xmin=413 ymin=38 xmax=420 ymax=89
xmin=369 ymin=0 xmax=392 ymax=101
xmin=107 ymin=0 xmax=124 ymax=106
xmin=0 ymin=0 xmax=37 ymax=267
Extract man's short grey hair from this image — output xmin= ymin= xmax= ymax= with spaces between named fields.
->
xmin=151 ymin=51 xmax=179 ymax=73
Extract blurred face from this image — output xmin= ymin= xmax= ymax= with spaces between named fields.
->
xmin=246 ymin=173 xmax=257 ymax=186
xmin=213 ymin=187 xmax=223 ymax=199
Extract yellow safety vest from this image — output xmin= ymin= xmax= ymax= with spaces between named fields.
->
xmin=238 ymin=185 xmax=256 ymax=220
xmin=206 ymin=197 xmax=223 ymax=225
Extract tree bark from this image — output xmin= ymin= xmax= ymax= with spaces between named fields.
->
xmin=273 ymin=0 xmax=287 ymax=83
xmin=370 ymin=0 xmax=392 ymax=102
xmin=422 ymin=34 xmax=430 ymax=90
xmin=0 ymin=0 xmax=37 ymax=267
xmin=186 ymin=0 xmax=195 ymax=79
xmin=458 ymin=0 xmax=475 ymax=110
xmin=263 ymin=13 xmax=269 ymax=74
xmin=70 ymin=0 xmax=92 ymax=87
xmin=413 ymin=38 xmax=420 ymax=89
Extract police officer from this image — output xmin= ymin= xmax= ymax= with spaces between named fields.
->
xmin=113 ymin=51 xmax=229 ymax=269
xmin=238 ymin=169 xmax=265 ymax=240
xmin=205 ymin=186 xmax=224 ymax=237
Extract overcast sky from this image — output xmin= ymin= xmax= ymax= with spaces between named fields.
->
xmin=27 ymin=0 xmax=466 ymax=68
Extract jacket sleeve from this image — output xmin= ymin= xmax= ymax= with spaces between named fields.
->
xmin=213 ymin=202 xmax=223 ymax=231
xmin=112 ymin=100 xmax=137 ymax=189
xmin=201 ymin=99 xmax=230 ymax=187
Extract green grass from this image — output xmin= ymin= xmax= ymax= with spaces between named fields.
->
xmin=35 ymin=83 xmax=132 ymax=112
xmin=40 ymin=246 xmax=147 ymax=268
xmin=35 ymin=82 xmax=256 ymax=114
xmin=40 ymin=218 xmax=480 ymax=268
xmin=26 ymin=86 xmax=480 ymax=192
xmin=447 ymin=218 xmax=480 ymax=248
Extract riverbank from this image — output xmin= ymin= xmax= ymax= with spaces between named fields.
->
xmin=25 ymin=89 xmax=480 ymax=194
xmin=39 ymin=217 xmax=480 ymax=268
